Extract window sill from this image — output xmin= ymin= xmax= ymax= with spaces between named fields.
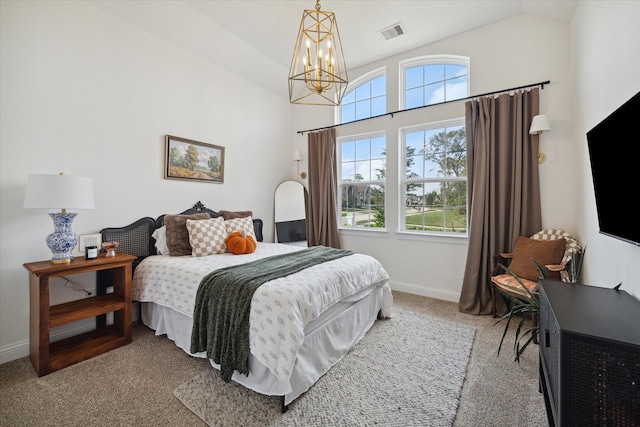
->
xmin=338 ymin=227 xmax=389 ymax=238
xmin=396 ymin=230 xmax=468 ymax=244
xmin=338 ymin=227 xmax=468 ymax=244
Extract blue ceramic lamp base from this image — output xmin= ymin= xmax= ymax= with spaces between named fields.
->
xmin=46 ymin=212 xmax=78 ymax=264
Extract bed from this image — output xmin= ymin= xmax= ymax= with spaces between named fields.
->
xmin=99 ymin=202 xmax=393 ymax=410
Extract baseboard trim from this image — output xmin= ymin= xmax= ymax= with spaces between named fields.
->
xmin=0 ymin=320 xmax=95 ymax=365
xmin=389 ymin=280 xmax=460 ymax=302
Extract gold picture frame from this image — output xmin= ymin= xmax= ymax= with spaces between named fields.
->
xmin=164 ymin=135 xmax=225 ymax=183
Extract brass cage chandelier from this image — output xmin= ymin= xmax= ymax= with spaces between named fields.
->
xmin=288 ymin=0 xmax=348 ymax=106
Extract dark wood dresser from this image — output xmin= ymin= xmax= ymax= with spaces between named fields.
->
xmin=538 ymin=280 xmax=640 ymax=426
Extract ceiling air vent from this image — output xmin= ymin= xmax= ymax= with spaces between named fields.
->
xmin=379 ymin=22 xmax=406 ymax=40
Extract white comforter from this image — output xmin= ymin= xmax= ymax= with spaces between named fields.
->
xmin=132 ymin=242 xmax=391 ymax=384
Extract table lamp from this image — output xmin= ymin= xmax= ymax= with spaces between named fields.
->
xmin=23 ymin=173 xmax=95 ymax=263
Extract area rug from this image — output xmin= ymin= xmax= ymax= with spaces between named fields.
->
xmin=173 ymin=309 xmax=476 ymax=426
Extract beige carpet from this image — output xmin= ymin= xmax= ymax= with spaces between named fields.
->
xmin=173 ymin=309 xmax=476 ymax=426
xmin=0 ymin=292 xmax=548 ymax=426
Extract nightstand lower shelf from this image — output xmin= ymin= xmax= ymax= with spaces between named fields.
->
xmin=49 ymin=325 xmax=127 ymax=372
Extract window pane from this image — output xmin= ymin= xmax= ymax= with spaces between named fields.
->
xmin=445 ymin=64 xmax=466 ymax=79
xmin=341 ymin=184 xmax=358 ymax=210
xmin=355 ymin=139 xmax=370 ymax=161
xmin=424 ymin=82 xmax=445 ymax=105
xmin=371 ymin=75 xmax=386 ymax=97
xmin=355 ymin=83 xmax=370 ymax=101
xmin=425 ymin=128 xmax=444 ymax=154
xmin=446 ymin=75 xmax=467 ymax=101
xmin=342 ymin=140 xmax=355 ymax=161
xmin=355 ymin=160 xmax=370 ymax=180
xmin=341 ymin=102 xmax=355 ymax=123
xmin=355 ymin=99 xmax=371 ymax=120
xmin=406 ymin=87 xmax=423 ymax=109
xmin=407 ymin=154 xmax=424 ymax=178
xmin=371 ymin=96 xmax=386 ymax=117
xmin=371 ymin=137 xmax=386 ymax=158
xmin=441 ymin=182 xmax=467 ymax=233
xmin=342 ymin=90 xmax=355 ymax=104
xmin=424 ymin=64 xmax=444 ymax=85
xmin=371 ymin=158 xmax=385 ymax=180
xmin=406 ymin=66 xmax=423 ymax=89
xmin=341 ymin=161 xmax=355 ymax=180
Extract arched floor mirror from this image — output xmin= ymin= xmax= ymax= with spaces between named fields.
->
xmin=275 ymin=180 xmax=307 ymax=247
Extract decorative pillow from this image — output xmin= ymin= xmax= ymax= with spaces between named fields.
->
xmin=164 ymin=213 xmax=210 ymax=256
xmin=151 ymin=226 xmax=170 ymax=255
xmin=218 ymin=210 xmax=253 ymax=221
xmin=226 ymin=230 xmax=257 ymax=255
xmin=224 ymin=216 xmax=256 ymax=239
xmin=186 ymin=217 xmax=228 ymax=256
xmin=508 ymin=236 xmax=566 ymax=281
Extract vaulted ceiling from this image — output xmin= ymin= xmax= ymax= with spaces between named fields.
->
xmin=89 ymin=0 xmax=578 ymax=99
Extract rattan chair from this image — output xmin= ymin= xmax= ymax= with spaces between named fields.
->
xmin=490 ymin=229 xmax=582 ymax=341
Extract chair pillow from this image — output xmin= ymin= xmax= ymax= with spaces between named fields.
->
xmin=507 ymin=236 xmax=566 ymax=281
xmin=164 ymin=213 xmax=211 ymax=256
xmin=187 ymin=217 xmax=227 ymax=256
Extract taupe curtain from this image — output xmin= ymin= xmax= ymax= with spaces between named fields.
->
xmin=458 ymin=88 xmax=542 ymax=316
xmin=306 ymin=128 xmax=341 ymax=248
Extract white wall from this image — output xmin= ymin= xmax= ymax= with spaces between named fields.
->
xmin=0 ymin=1 xmax=293 ymax=363
xmin=572 ymin=1 xmax=640 ymax=296
xmin=3 ymin=0 xmax=638 ymax=366
xmin=293 ymin=14 xmax=575 ymax=302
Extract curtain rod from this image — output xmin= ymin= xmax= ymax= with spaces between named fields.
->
xmin=297 ymin=80 xmax=550 ymax=135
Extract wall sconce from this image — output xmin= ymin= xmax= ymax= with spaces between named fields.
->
xmin=529 ymin=114 xmax=551 ymax=163
xmin=23 ymin=172 xmax=95 ymax=263
xmin=293 ymin=150 xmax=307 ymax=179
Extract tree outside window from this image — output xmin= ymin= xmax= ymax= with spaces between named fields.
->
xmin=403 ymin=123 xmax=467 ymax=234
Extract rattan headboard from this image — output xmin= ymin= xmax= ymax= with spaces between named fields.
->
xmin=99 ymin=201 xmax=264 ymax=261
xmin=95 ymin=201 xmax=263 ymax=328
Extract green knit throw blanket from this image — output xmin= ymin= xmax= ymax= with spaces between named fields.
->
xmin=190 ymin=246 xmax=354 ymax=382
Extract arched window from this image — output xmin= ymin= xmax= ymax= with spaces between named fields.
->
xmin=400 ymin=56 xmax=469 ymax=109
xmin=340 ymin=68 xmax=386 ymax=124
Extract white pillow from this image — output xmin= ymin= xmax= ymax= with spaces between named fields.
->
xmin=152 ymin=226 xmax=170 ymax=255
xmin=224 ymin=216 xmax=255 ymax=239
xmin=186 ymin=217 xmax=227 ymax=256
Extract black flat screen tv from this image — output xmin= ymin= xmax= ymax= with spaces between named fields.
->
xmin=586 ymin=90 xmax=640 ymax=247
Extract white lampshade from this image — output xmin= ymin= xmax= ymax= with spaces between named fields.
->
xmin=24 ymin=173 xmax=94 ymax=210
xmin=293 ymin=150 xmax=303 ymax=162
xmin=529 ymin=114 xmax=551 ymax=134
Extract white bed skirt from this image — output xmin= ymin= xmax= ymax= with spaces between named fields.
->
xmin=142 ymin=281 xmax=391 ymax=405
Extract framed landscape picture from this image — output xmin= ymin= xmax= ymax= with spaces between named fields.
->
xmin=164 ymin=135 xmax=225 ymax=183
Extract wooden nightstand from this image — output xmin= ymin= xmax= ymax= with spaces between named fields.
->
xmin=23 ymin=253 xmax=136 ymax=376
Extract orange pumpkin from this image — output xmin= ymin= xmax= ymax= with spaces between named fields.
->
xmin=226 ymin=230 xmax=257 ymax=255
